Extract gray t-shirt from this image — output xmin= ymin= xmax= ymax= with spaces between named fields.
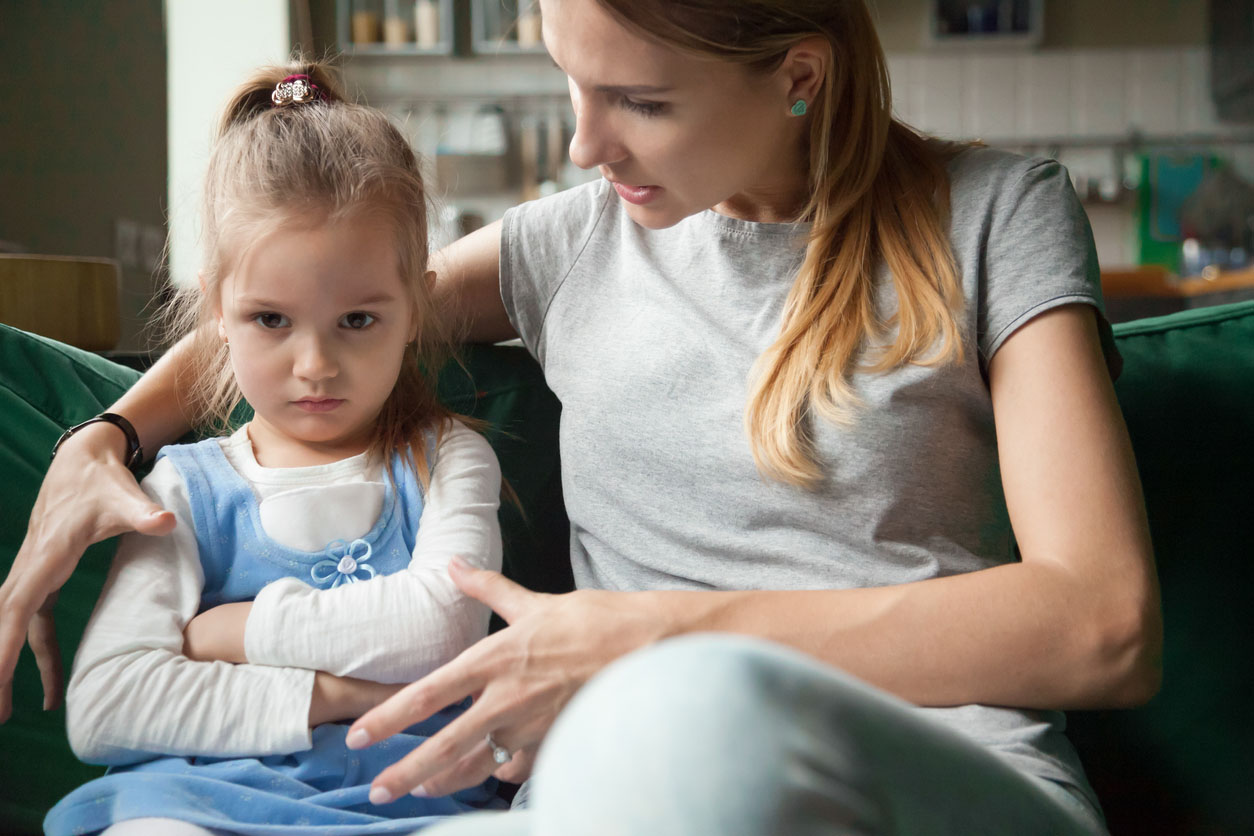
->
xmin=500 ymin=146 xmax=1116 ymax=808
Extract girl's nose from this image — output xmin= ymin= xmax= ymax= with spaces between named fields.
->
xmin=566 ymin=81 xmax=626 ymax=172
xmin=294 ymin=333 xmax=338 ymax=381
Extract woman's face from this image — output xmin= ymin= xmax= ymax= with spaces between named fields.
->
xmin=541 ymin=0 xmax=813 ymax=227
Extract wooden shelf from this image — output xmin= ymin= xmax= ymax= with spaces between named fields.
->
xmin=1102 ymin=266 xmax=1254 ymax=298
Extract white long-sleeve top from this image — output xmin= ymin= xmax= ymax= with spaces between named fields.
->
xmin=65 ymin=420 xmax=502 ymax=766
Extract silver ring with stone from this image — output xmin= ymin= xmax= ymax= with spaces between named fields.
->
xmin=486 ymin=733 xmax=512 ymax=765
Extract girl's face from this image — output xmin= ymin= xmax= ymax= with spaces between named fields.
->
xmin=542 ymin=0 xmax=813 ymax=227
xmin=215 ymin=215 xmax=417 ymax=466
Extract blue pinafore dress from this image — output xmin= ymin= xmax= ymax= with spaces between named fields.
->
xmin=44 ymin=436 xmax=503 ymax=836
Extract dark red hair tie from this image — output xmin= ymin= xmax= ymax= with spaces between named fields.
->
xmin=271 ymin=74 xmax=325 ymax=107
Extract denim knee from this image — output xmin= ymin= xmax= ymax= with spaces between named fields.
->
xmin=530 ymin=634 xmax=869 ymax=836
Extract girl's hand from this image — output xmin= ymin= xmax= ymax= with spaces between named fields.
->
xmin=310 ymin=671 xmax=406 ymax=727
xmin=0 ymin=423 xmax=176 ymax=722
xmin=345 ymin=556 xmax=672 ymax=802
xmin=183 ymin=601 xmax=252 ymax=664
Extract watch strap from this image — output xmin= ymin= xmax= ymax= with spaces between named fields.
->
xmin=51 ymin=412 xmax=144 ymax=471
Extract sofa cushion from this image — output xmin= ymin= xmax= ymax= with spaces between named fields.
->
xmin=1073 ymin=299 xmax=1254 ymax=835
xmin=0 ymin=324 xmax=139 ymax=831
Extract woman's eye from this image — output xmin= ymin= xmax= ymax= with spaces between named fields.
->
xmin=340 ymin=312 xmax=376 ymax=330
xmin=620 ymin=97 xmax=664 ymax=117
xmin=254 ymin=312 xmax=289 ymax=329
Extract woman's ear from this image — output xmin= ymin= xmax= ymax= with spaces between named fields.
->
xmin=779 ymin=36 xmax=830 ymax=110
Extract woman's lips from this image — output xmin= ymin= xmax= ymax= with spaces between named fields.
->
xmin=293 ymin=398 xmax=345 ymax=413
xmin=611 ymin=181 xmax=662 ymax=205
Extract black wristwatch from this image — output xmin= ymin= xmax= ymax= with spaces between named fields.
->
xmin=51 ymin=412 xmax=145 ymax=471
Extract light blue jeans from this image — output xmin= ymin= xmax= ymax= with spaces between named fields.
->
xmin=425 ymin=634 xmax=1107 ymax=836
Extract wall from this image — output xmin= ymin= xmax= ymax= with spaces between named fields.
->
xmin=886 ymin=44 xmax=1254 ymax=266
xmin=0 ymin=1 xmax=167 ymax=352
xmin=872 ymin=0 xmax=1207 ymax=51
xmin=165 ymin=0 xmax=293 ymax=292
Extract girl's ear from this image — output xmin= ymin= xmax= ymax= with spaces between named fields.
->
xmin=200 ymin=271 xmax=227 ymax=342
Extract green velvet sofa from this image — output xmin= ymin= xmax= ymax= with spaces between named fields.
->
xmin=2 ymin=300 xmax=1252 ymax=835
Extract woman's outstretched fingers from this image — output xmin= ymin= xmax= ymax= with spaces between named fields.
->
xmin=447 ymin=556 xmax=541 ymax=624
xmin=366 ymin=702 xmax=503 ymax=803
xmin=346 ymin=647 xmax=491 ymax=752
xmin=0 ymin=427 xmax=175 ymax=722
xmin=409 ymin=734 xmax=511 ymax=799
xmin=28 ymin=604 xmax=63 ymax=711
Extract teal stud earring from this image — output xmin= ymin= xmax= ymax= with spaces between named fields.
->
xmin=790 ymin=99 xmax=808 ymax=116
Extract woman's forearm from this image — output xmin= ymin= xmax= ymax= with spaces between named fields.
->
xmin=109 ymin=330 xmax=200 ymax=458
xmin=650 ymin=555 xmax=1160 ymax=711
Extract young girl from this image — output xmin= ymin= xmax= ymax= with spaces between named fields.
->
xmin=43 ymin=62 xmax=506 ymax=836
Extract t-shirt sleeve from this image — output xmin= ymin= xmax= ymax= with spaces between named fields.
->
xmin=979 ymin=158 xmax=1122 ymax=379
xmin=499 ymin=179 xmax=615 ymax=363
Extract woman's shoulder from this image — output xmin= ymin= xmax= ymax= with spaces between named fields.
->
xmin=945 ymin=144 xmax=1074 ymax=212
xmin=507 ymin=177 xmax=615 ymax=226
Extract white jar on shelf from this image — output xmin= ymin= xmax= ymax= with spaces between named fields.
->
xmin=414 ymin=0 xmax=439 ymax=48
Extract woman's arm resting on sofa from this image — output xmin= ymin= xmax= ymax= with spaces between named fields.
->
xmin=431 ymin=220 xmax=517 ymax=344
xmin=0 ymin=333 xmax=201 ymax=722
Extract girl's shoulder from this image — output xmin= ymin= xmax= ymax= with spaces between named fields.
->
xmin=431 ymin=417 xmax=498 ymax=468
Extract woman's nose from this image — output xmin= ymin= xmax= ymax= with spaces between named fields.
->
xmin=566 ymin=81 xmax=625 ymax=172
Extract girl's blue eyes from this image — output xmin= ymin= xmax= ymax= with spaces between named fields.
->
xmin=251 ymin=312 xmax=375 ymax=330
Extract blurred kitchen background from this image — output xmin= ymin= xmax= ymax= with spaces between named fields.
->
xmin=2 ymin=0 xmax=1253 ymax=358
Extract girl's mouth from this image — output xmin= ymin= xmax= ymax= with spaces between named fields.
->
xmin=293 ymin=398 xmax=345 ymax=413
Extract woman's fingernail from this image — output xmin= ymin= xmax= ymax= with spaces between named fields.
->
xmin=346 ymin=728 xmax=370 ymax=749
xmin=369 ymin=785 xmax=394 ymax=805
xmin=410 ymin=784 xmax=430 ymax=798
xmin=449 ymin=555 xmax=469 ymax=570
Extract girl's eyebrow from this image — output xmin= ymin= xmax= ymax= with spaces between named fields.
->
xmin=349 ymin=293 xmax=401 ymax=306
xmin=234 ymin=295 xmax=286 ymax=309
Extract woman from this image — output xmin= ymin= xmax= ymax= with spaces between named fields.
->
xmin=1 ymin=0 xmax=1160 ymax=833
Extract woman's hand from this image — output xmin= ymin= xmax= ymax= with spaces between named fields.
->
xmin=0 ymin=423 xmax=176 ymax=722
xmin=183 ymin=601 xmax=252 ymax=664
xmin=345 ymin=556 xmax=673 ymax=803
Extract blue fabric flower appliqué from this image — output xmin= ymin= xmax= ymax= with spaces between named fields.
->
xmin=310 ymin=538 xmax=377 ymax=588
